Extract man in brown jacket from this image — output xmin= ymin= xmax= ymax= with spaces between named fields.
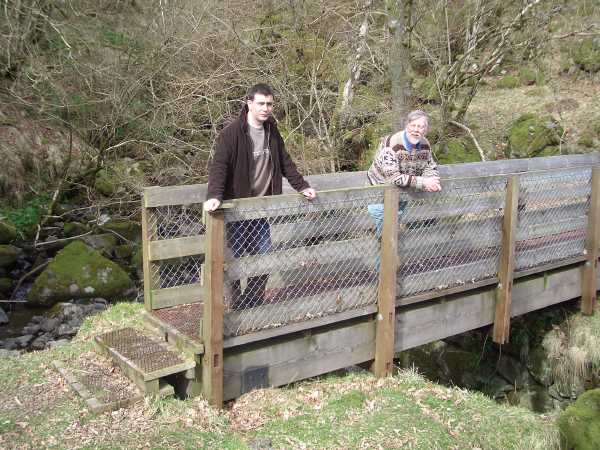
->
xmin=204 ymin=83 xmax=316 ymax=309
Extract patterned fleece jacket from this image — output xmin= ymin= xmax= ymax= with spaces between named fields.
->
xmin=367 ymin=132 xmax=439 ymax=190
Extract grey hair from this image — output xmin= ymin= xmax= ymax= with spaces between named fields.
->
xmin=405 ymin=110 xmax=429 ymax=127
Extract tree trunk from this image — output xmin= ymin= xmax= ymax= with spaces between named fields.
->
xmin=389 ymin=0 xmax=413 ymax=132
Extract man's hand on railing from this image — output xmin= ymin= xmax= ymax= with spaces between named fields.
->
xmin=204 ymin=198 xmax=221 ymax=212
xmin=301 ymin=188 xmax=317 ymax=199
xmin=422 ymin=176 xmax=442 ymax=193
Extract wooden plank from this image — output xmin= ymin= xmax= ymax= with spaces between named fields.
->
xmin=515 ymin=239 xmax=586 ymax=271
xmin=223 ymin=284 xmax=378 ymax=338
xmin=149 ymin=235 xmax=205 ymax=261
xmin=373 ymin=187 xmax=399 ymax=378
xmin=396 ymin=277 xmax=500 ymax=307
xmin=144 ymin=184 xmax=206 ymax=208
xmin=141 ymin=198 xmax=154 ymax=311
xmin=202 ymin=210 xmax=225 ymax=408
xmin=225 ymin=236 xmax=379 ymax=280
xmin=223 ymin=318 xmax=376 ymax=400
xmin=582 ymin=168 xmax=600 ymax=315
xmin=493 ymin=176 xmax=519 ymax=344
xmin=151 ymin=283 xmax=203 ymax=309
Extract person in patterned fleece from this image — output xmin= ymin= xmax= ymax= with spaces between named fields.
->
xmin=366 ymin=110 xmax=441 ymax=235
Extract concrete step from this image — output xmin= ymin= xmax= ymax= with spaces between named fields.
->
xmin=94 ymin=327 xmax=196 ymax=397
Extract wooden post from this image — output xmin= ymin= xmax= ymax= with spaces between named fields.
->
xmin=202 ymin=209 xmax=225 ymax=407
xmin=582 ymin=168 xmax=600 ymax=315
xmin=493 ymin=175 xmax=519 ymax=344
xmin=141 ymin=193 xmax=153 ymax=311
xmin=373 ymin=187 xmax=399 ymax=377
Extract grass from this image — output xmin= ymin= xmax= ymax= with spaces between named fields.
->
xmin=0 ymin=303 xmax=561 ymax=449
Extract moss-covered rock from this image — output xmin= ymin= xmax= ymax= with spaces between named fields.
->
xmin=95 ymin=168 xmax=118 ymax=196
xmin=0 ymin=277 xmax=12 ymax=296
xmin=95 ymin=158 xmax=145 ymax=197
xmin=412 ymin=75 xmax=441 ymax=104
xmin=497 ymin=75 xmax=520 ymax=89
xmin=506 ymin=114 xmax=564 ymax=158
xmin=102 ymin=219 xmax=141 ymax=242
xmin=27 ymin=241 xmax=133 ymax=306
xmin=0 ymin=220 xmax=17 ymax=244
xmin=0 ymin=245 xmax=18 ymax=268
xmin=573 ymin=38 xmax=600 ymax=73
xmin=63 ymin=221 xmax=89 ymax=237
xmin=559 ymin=389 xmax=600 ymax=450
xmin=114 ymin=244 xmax=134 ymax=259
xmin=79 ymin=233 xmax=118 ymax=255
xmin=435 ymin=137 xmax=481 ymax=164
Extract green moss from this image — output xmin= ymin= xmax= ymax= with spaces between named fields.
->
xmin=519 ymin=68 xmax=537 ymax=86
xmin=496 ymin=75 xmax=520 ymax=89
xmin=95 ymin=168 xmax=117 ymax=196
xmin=27 ymin=241 xmax=133 ymax=305
xmin=506 ymin=114 xmax=564 ymax=158
xmin=0 ymin=245 xmax=18 ymax=268
xmin=559 ymin=389 xmax=600 ymax=450
xmin=578 ymin=132 xmax=596 ymax=148
xmin=435 ymin=137 xmax=481 ymax=164
xmin=102 ymin=220 xmax=141 ymax=242
xmin=0 ymin=277 xmax=12 ymax=295
xmin=413 ymin=75 xmax=441 ymax=103
xmin=0 ymin=219 xmax=17 ymax=244
xmin=573 ymin=38 xmax=600 ymax=73
xmin=63 ymin=221 xmax=89 ymax=237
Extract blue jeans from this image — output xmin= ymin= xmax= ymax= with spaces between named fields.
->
xmin=226 ymin=218 xmax=272 ymax=310
xmin=368 ymin=201 xmax=407 ymax=238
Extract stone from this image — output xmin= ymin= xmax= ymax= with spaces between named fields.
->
xmin=27 ymin=241 xmax=134 ymax=306
xmin=2 ymin=338 xmax=17 ymax=350
xmin=496 ymin=354 xmax=531 ymax=389
xmin=40 ymin=317 xmax=60 ymax=333
xmin=0 ymin=277 xmax=12 ymax=296
xmin=517 ymin=385 xmax=556 ymax=413
xmin=0 ymin=307 xmax=8 ymax=325
xmin=527 ymin=346 xmax=554 ymax=387
xmin=16 ymin=334 xmax=33 ymax=347
xmin=0 ymin=349 xmax=20 ymax=357
xmin=0 ymin=220 xmax=17 ymax=244
xmin=506 ymin=113 xmax=563 ymax=158
xmin=79 ymin=233 xmax=118 ymax=254
xmin=558 ymin=388 xmax=600 ymax=450
xmin=63 ymin=222 xmax=89 ymax=237
xmin=31 ymin=335 xmax=49 ymax=350
xmin=22 ymin=324 xmax=41 ymax=335
xmin=48 ymin=339 xmax=70 ymax=348
xmin=114 ymin=244 xmax=134 ymax=259
xmin=0 ymin=245 xmax=18 ymax=268
xmin=102 ymin=220 xmax=141 ymax=242
xmin=57 ymin=324 xmax=77 ymax=337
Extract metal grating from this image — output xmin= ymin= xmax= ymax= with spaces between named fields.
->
xmin=97 ymin=328 xmax=185 ymax=374
xmin=152 ymin=303 xmax=203 ymax=343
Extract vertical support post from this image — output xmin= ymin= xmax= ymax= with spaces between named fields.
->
xmin=202 ymin=209 xmax=225 ymax=407
xmin=141 ymin=192 xmax=153 ymax=311
xmin=373 ymin=187 xmax=399 ymax=377
xmin=582 ymin=167 xmax=600 ymax=315
xmin=493 ymin=175 xmax=519 ymax=344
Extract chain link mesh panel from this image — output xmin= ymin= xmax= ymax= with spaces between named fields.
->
xmin=221 ymin=188 xmax=385 ymax=337
xmin=397 ymin=177 xmax=508 ymax=297
xmin=515 ymin=168 xmax=591 ymax=271
xmin=147 ymin=204 xmax=205 ymax=240
xmin=150 ymin=256 xmax=203 ymax=289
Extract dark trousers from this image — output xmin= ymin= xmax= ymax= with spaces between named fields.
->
xmin=226 ymin=218 xmax=271 ymax=310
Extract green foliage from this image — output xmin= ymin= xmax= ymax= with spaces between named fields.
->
xmin=0 ymin=195 xmax=50 ymax=237
xmin=573 ymin=38 xmax=600 ymax=73
xmin=559 ymin=389 xmax=600 ymax=450
xmin=506 ymin=113 xmax=564 ymax=158
xmin=497 ymin=75 xmax=520 ymax=89
xmin=435 ymin=137 xmax=481 ymax=164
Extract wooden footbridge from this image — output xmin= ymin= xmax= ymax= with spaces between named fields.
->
xmin=95 ymin=153 xmax=600 ymax=407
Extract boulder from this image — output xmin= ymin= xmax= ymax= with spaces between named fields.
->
xmin=0 ymin=245 xmax=18 ymax=268
xmin=517 ymin=385 xmax=557 ymax=413
xmin=63 ymin=222 xmax=89 ymax=237
xmin=102 ymin=220 xmax=141 ymax=242
xmin=0 ymin=277 xmax=12 ymax=296
xmin=496 ymin=353 xmax=531 ymax=389
xmin=27 ymin=241 xmax=134 ymax=306
xmin=506 ymin=114 xmax=563 ymax=158
xmin=0 ymin=220 xmax=17 ymax=244
xmin=527 ymin=346 xmax=554 ymax=387
xmin=79 ymin=233 xmax=118 ymax=255
xmin=0 ymin=307 xmax=8 ymax=325
xmin=559 ymin=389 xmax=600 ymax=450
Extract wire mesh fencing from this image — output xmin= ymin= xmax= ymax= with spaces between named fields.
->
xmin=515 ymin=167 xmax=591 ymax=271
xmin=221 ymin=188 xmax=385 ymax=337
xmin=396 ymin=176 xmax=508 ymax=297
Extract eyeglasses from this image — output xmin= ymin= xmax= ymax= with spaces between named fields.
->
xmin=407 ymin=122 xmax=427 ymax=131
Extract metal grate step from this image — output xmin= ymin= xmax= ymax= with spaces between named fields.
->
xmin=95 ymin=327 xmax=196 ymax=396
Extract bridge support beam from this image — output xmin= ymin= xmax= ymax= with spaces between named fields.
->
xmin=493 ymin=175 xmax=519 ymax=344
xmin=582 ymin=168 xmax=600 ymax=315
xmin=202 ymin=209 xmax=225 ymax=407
xmin=373 ymin=187 xmax=399 ymax=377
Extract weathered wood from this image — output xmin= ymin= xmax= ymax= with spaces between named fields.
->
xmin=141 ymin=198 xmax=154 ymax=311
xmin=202 ymin=210 xmax=225 ymax=408
xmin=144 ymin=184 xmax=206 ymax=208
xmin=373 ymin=187 xmax=399 ymax=377
xmin=223 ymin=318 xmax=376 ymax=400
xmin=151 ymin=283 xmax=203 ymax=309
xmin=149 ymin=235 xmax=205 ymax=261
xmin=223 ymin=284 xmax=377 ymax=338
xmin=225 ymin=236 xmax=379 ymax=280
xmin=582 ymin=168 xmax=600 ymax=314
xmin=493 ymin=176 xmax=519 ymax=344
xmin=515 ymin=238 xmax=586 ymax=271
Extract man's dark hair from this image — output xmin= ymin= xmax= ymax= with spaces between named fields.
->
xmin=247 ymin=83 xmax=274 ymax=101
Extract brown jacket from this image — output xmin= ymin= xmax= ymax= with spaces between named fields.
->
xmin=206 ymin=105 xmax=310 ymax=201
